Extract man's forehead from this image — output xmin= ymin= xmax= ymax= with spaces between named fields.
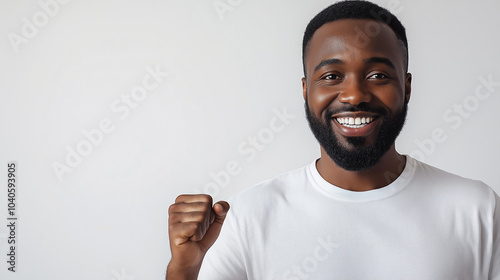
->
xmin=306 ymin=19 xmax=404 ymax=71
xmin=315 ymin=19 xmax=395 ymax=35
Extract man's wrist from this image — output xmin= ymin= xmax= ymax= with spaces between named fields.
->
xmin=166 ymin=260 xmax=202 ymax=280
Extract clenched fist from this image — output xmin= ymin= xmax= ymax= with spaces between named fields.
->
xmin=166 ymin=194 xmax=230 ymax=280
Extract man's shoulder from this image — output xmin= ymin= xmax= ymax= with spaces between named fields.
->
xmin=237 ymin=162 xmax=310 ymax=195
xmin=228 ymin=162 xmax=312 ymax=211
xmin=409 ymin=156 xmax=495 ymax=202
xmin=411 ymin=157 xmax=487 ymax=185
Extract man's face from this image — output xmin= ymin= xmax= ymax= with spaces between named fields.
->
xmin=302 ymin=19 xmax=411 ymax=171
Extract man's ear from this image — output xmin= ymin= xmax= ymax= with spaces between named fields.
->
xmin=302 ymin=77 xmax=307 ymax=100
xmin=405 ymin=73 xmax=412 ymax=104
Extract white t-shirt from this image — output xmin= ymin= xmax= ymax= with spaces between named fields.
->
xmin=198 ymin=156 xmax=500 ymax=280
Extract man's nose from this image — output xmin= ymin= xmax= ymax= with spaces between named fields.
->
xmin=337 ymin=78 xmax=372 ymax=106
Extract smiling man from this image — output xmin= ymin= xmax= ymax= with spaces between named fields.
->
xmin=303 ymin=15 xmax=411 ymax=191
xmin=166 ymin=1 xmax=500 ymax=279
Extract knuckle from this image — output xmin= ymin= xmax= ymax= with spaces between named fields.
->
xmin=200 ymin=203 xmax=212 ymax=213
xmin=168 ymin=203 xmax=177 ymax=213
xmin=168 ymin=212 xmax=177 ymax=223
xmin=197 ymin=211 xmax=210 ymax=221
xmin=174 ymin=194 xmax=213 ymax=204
xmin=174 ymin=194 xmax=189 ymax=203
xmin=199 ymin=195 xmax=213 ymax=204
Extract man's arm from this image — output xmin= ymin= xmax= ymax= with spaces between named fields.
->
xmin=166 ymin=194 xmax=229 ymax=280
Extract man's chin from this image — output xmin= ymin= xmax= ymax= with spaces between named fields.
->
xmin=325 ymin=137 xmax=387 ymax=171
xmin=337 ymin=135 xmax=379 ymax=150
xmin=345 ymin=136 xmax=367 ymax=147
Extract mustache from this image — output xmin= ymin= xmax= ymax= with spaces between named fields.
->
xmin=325 ymin=104 xmax=386 ymax=117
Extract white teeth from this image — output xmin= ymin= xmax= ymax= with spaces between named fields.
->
xmin=336 ymin=116 xmax=375 ymax=128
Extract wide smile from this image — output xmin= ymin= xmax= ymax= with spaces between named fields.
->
xmin=331 ymin=113 xmax=381 ymax=137
xmin=335 ymin=116 xmax=376 ymax=128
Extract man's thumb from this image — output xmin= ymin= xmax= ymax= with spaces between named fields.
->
xmin=199 ymin=201 xmax=230 ymax=252
xmin=213 ymin=201 xmax=230 ymax=221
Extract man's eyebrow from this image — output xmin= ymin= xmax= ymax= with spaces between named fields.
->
xmin=312 ymin=57 xmax=396 ymax=74
xmin=364 ymin=57 xmax=396 ymax=70
xmin=313 ymin=58 xmax=344 ymax=74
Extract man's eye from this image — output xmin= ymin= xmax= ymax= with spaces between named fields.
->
xmin=369 ymin=73 xmax=389 ymax=79
xmin=323 ymin=74 xmax=340 ymax=80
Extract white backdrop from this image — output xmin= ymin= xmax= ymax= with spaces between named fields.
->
xmin=0 ymin=0 xmax=499 ymax=279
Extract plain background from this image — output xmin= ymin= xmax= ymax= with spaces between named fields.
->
xmin=0 ymin=0 xmax=499 ymax=279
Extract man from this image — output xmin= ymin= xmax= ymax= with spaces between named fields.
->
xmin=167 ymin=1 xmax=500 ymax=279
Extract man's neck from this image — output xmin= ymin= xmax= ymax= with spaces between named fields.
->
xmin=316 ymin=145 xmax=406 ymax=191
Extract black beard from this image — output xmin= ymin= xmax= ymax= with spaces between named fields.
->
xmin=305 ymin=100 xmax=408 ymax=171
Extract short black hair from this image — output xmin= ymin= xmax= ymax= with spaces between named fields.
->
xmin=302 ymin=0 xmax=408 ymax=76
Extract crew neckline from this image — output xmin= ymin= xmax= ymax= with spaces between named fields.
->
xmin=308 ymin=155 xmax=415 ymax=202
